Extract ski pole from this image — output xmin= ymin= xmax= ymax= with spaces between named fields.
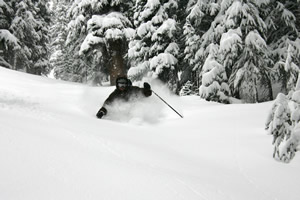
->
xmin=152 ymin=90 xmax=183 ymax=118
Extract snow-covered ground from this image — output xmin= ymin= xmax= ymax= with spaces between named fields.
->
xmin=0 ymin=66 xmax=299 ymax=200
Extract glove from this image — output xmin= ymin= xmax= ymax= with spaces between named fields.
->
xmin=143 ymin=82 xmax=152 ymax=97
xmin=96 ymin=107 xmax=107 ymax=119
xmin=96 ymin=110 xmax=105 ymax=119
xmin=144 ymin=82 xmax=151 ymax=90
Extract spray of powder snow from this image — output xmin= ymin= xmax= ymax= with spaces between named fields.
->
xmin=80 ymin=80 xmax=183 ymax=124
xmin=104 ymin=97 xmax=164 ymax=124
xmin=112 ymin=78 xmax=184 ymax=123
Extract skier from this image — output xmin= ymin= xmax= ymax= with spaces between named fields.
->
xmin=96 ymin=76 xmax=152 ymax=119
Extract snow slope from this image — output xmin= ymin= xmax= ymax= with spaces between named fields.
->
xmin=0 ymin=66 xmax=299 ymax=200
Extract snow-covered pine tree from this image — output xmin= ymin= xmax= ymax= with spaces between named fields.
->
xmin=180 ymin=0 xmax=219 ymax=89
xmin=295 ymin=0 xmax=300 ymax=33
xmin=199 ymin=43 xmax=230 ymax=103
xmin=180 ymin=21 xmax=200 ymax=86
xmin=54 ymin=0 xmax=90 ymax=82
xmin=264 ymin=0 xmax=298 ymax=45
xmin=127 ymin=0 xmax=180 ymax=91
xmin=219 ymin=27 xmax=242 ymax=81
xmin=0 ymin=30 xmax=20 ymax=69
xmin=0 ymin=0 xmax=12 ymax=29
xmin=179 ymin=80 xmax=198 ymax=96
xmin=284 ymin=44 xmax=300 ymax=95
xmin=264 ymin=0 xmax=300 ymax=158
xmin=0 ymin=0 xmax=51 ymax=75
xmin=225 ymin=1 xmax=272 ymax=103
xmin=203 ymin=1 xmax=273 ymax=102
xmin=0 ymin=0 xmax=19 ymax=68
xmin=266 ymin=76 xmax=300 ymax=163
xmin=265 ymin=93 xmax=292 ymax=160
xmin=74 ymin=0 xmax=134 ymax=85
xmin=174 ymin=0 xmax=190 ymax=92
xmin=282 ymin=89 xmax=300 ymax=162
xmin=230 ymin=30 xmax=272 ymax=103
xmin=264 ymin=0 xmax=300 ymax=97
xmin=49 ymin=0 xmax=70 ymax=80
xmin=30 ymin=0 xmax=51 ymax=75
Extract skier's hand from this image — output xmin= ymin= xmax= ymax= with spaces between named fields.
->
xmin=143 ymin=82 xmax=152 ymax=97
xmin=144 ymin=82 xmax=151 ymax=90
xmin=96 ymin=110 xmax=105 ymax=119
xmin=96 ymin=107 xmax=107 ymax=119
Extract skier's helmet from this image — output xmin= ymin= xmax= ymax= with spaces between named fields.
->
xmin=116 ymin=76 xmax=128 ymax=90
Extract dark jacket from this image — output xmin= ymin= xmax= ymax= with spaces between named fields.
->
xmin=103 ymin=85 xmax=151 ymax=106
xmin=96 ymin=80 xmax=152 ymax=118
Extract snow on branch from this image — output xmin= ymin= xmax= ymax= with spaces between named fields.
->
xmin=225 ymin=1 xmax=242 ymax=20
xmin=88 ymin=13 xmax=124 ymax=31
xmin=137 ymin=21 xmax=152 ymax=38
xmin=150 ymin=53 xmax=178 ymax=77
xmin=128 ymin=61 xmax=150 ymax=81
xmin=152 ymin=19 xmax=177 ymax=41
xmin=87 ymin=12 xmax=133 ymax=40
xmin=220 ymin=0 xmax=234 ymax=13
xmin=0 ymin=29 xmax=20 ymax=50
xmin=187 ymin=3 xmax=204 ymax=26
xmin=245 ymin=30 xmax=267 ymax=50
xmin=165 ymin=42 xmax=179 ymax=56
xmin=79 ymin=33 xmax=103 ymax=55
xmin=219 ymin=28 xmax=242 ymax=53
xmin=139 ymin=0 xmax=160 ymax=22
xmin=0 ymin=0 xmax=13 ymax=13
xmin=80 ymin=12 xmax=134 ymax=54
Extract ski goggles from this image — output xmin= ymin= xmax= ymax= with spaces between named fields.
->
xmin=117 ymin=79 xmax=128 ymax=87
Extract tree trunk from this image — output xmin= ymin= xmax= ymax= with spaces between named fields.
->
xmin=109 ymin=39 xmax=126 ymax=86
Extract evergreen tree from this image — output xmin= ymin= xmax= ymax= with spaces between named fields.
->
xmin=0 ymin=0 xmax=51 ymax=75
xmin=265 ymin=93 xmax=292 ymax=161
xmin=181 ymin=0 xmax=219 ymax=88
xmin=264 ymin=0 xmax=300 ymax=160
xmin=264 ymin=0 xmax=299 ymax=45
xmin=0 ymin=0 xmax=19 ymax=69
xmin=230 ymin=30 xmax=272 ymax=103
xmin=54 ymin=0 xmax=89 ymax=82
xmin=192 ymin=0 xmax=273 ymax=102
xmin=179 ymin=0 xmax=300 ymax=103
xmin=127 ymin=0 xmax=180 ymax=91
xmin=284 ymin=44 xmax=300 ymax=94
xmin=30 ymin=0 xmax=52 ymax=75
xmin=62 ymin=0 xmax=134 ymax=85
xmin=218 ymin=27 xmax=242 ymax=80
xmin=266 ymin=77 xmax=300 ymax=163
xmin=282 ymin=91 xmax=300 ymax=162
xmin=179 ymin=80 xmax=199 ymax=96
xmin=265 ymin=0 xmax=300 ymax=97
xmin=199 ymin=43 xmax=230 ymax=103
xmin=49 ymin=0 xmax=70 ymax=80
